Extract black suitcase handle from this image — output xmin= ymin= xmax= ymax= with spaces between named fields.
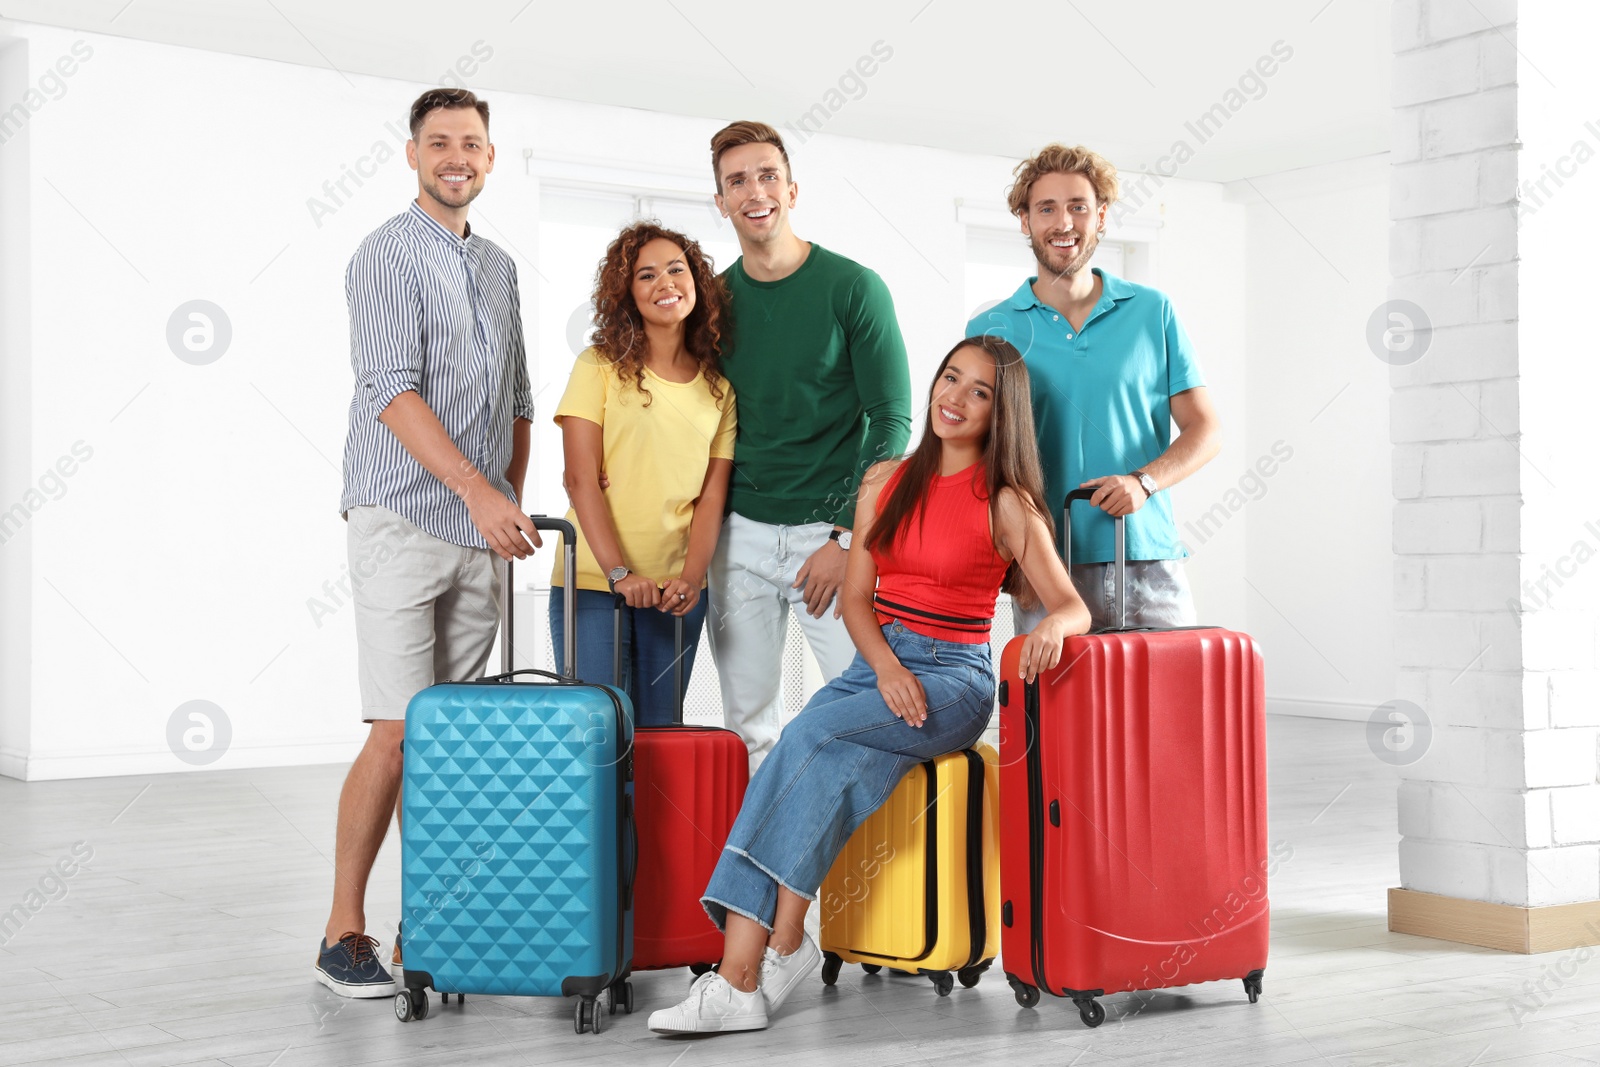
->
xmin=500 ymin=515 xmax=579 ymax=679
xmin=473 ymin=667 xmax=583 ymax=686
xmin=1063 ymin=491 xmax=1217 ymax=637
xmin=612 ymin=597 xmax=689 ymax=724
xmin=1063 ymin=489 xmax=1126 ymax=630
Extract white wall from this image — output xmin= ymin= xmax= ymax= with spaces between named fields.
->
xmin=1233 ymin=155 xmax=1397 ymax=719
xmin=0 ymin=34 xmax=33 ymax=771
xmin=0 ymin=22 xmax=1259 ymax=779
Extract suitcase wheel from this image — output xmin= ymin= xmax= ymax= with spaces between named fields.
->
xmin=689 ymin=962 xmax=716 ymax=979
xmin=1077 ymin=999 xmax=1105 ymax=1028
xmin=820 ymin=953 xmax=843 ymax=987
xmin=440 ymin=992 xmax=464 ymax=1006
xmin=1007 ymin=977 xmax=1040 ymax=1009
xmin=609 ymin=980 xmax=634 ymax=1015
xmin=394 ymin=989 xmax=428 ymax=1023
xmin=574 ymin=996 xmax=604 ymax=1035
xmin=931 ymin=972 xmax=954 ymax=997
xmin=957 ymin=963 xmax=987 ymax=989
xmin=860 ymin=963 xmax=882 ymax=976
xmin=1243 ymin=971 xmax=1264 ymax=1004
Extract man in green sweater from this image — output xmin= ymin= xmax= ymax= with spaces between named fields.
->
xmin=705 ymin=120 xmax=912 ymax=770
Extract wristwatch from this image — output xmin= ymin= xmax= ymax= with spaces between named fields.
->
xmin=829 ymin=528 xmax=852 ymax=551
xmin=1131 ymin=470 xmax=1158 ymax=499
xmin=606 ymin=565 xmax=630 ymax=592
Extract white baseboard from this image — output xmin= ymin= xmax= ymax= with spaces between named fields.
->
xmin=1267 ymin=697 xmax=1375 ymax=722
xmin=0 ymin=747 xmax=26 ymax=782
xmin=1 ymin=739 xmax=365 ymax=782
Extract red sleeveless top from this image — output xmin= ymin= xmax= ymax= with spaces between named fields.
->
xmin=869 ymin=462 xmax=1011 ymax=644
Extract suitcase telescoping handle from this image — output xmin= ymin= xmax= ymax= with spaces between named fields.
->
xmin=1063 ymin=488 xmax=1127 ymax=630
xmin=611 ymin=597 xmax=688 ymax=723
xmin=499 ymin=515 xmax=578 ymax=679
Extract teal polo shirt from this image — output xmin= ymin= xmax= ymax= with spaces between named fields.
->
xmin=966 ymin=268 xmax=1205 ymax=565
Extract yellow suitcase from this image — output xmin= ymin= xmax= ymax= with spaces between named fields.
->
xmin=817 ymin=743 xmax=999 ymax=996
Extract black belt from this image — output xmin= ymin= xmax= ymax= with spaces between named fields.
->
xmin=873 ymin=594 xmax=993 ymax=634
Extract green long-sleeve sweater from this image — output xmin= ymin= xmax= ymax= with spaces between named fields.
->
xmin=720 ymin=243 xmax=912 ymax=529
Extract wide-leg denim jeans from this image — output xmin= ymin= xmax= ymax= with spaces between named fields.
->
xmin=702 ymin=621 xmax=995 ymax=931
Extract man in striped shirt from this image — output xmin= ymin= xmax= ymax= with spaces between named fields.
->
xmin=317 ymin=88 xmax=538 ymax=999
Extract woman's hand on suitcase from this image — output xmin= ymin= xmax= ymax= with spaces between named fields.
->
xmin=1018 ymin=622 xmax=1068 ymax=683
xmin=659 ymin=578 xmax=699 ymax=616
xmin=614 ymin=573 xmax=661 ymax=609
xmin=877 ymin=662 xmax=928 ymax=727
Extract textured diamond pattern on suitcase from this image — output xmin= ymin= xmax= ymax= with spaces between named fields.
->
xmin=402 ymin=681 xmax=631 ymax=998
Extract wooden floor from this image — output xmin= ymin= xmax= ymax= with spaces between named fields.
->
xmin=3 ymin=716 xmax=1598 ymax=1067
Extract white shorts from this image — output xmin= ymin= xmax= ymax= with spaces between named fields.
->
xmin=346 ymin=505 xmax=500 ymax=721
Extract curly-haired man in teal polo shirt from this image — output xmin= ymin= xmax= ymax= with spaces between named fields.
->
xmin=969 ymin=144 xmax=1221 ymax=631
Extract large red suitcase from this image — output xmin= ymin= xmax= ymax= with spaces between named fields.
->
xmin=998 ymin=490 xmax=1268 ymax=1027
xmin=628 ymin=615 xmax=748 ymax=973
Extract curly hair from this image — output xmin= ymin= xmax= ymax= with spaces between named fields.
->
xmin=587 ymin=221 xmax=728 ymax=406
xmin=1006 ymin=144 xmax=1121 ymax=220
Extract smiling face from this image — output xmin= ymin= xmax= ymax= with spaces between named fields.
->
xmin=630 ymin=237 xmax=696 ymax=330
xmin=929 ymin=345 xmax=997 ymax=445
xmin=407 ymin=106 xmax=494 ymax=214
xmin=1020 ymin=170 xmax=1104 ymax=280
xmin=714 ymin=141 xmax=797 ymax=248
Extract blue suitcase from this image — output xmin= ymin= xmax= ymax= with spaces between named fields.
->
xmin=397 ymin=516 xmax=636 ymax=1034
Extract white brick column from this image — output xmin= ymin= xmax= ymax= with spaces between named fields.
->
xmin=1389 ymin=0 xmax=1600 ymax=943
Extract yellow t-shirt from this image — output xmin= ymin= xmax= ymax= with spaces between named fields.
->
xmin=552 ymin=347 xmax=737 ymax=591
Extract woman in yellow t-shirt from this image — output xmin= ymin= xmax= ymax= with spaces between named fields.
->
xmin=551 ymin=222 xmax=736 ymax=724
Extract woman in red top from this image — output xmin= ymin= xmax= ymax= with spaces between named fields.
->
xmin=649 ymin=335 xmax=1091 ymax=1035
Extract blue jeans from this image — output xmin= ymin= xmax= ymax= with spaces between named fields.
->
xmin=549 ymin=585 xmax=707 ymax=727
xmin=701 ymin=621 xmax=995 ymax=931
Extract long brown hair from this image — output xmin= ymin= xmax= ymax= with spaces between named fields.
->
xmin=864 ymin=336 xmax=1053 ymax=596
xmin=587 ymin=221 xmax=727 ymax=405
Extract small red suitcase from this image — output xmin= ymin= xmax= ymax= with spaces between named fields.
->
xmin=998 ymin=490 xmax=1268 ymax=1027
xmin=628 ymin=614 xmax=749 ymax=974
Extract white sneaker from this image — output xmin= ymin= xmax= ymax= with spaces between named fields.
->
xmin=648 ymin=971 xmax=769 ymax=1034
xmin=758 ymin=933 xmax=821 ymax=1013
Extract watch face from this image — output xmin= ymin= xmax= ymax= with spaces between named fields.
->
xmin=838 ymin=532 xmax=852 ymax=550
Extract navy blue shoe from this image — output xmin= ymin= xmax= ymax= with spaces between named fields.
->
xmin=315 ymin=932 xmax=396 ymax=998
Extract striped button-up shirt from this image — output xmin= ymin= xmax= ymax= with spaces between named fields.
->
xmin=339 ymin=201 xmax=533 ymax=548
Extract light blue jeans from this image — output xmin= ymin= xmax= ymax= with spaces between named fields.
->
xmin=707 ymin=512 xmax=858 ymax=770
xmin=701 ymin=621 xmax=995 ymax=931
